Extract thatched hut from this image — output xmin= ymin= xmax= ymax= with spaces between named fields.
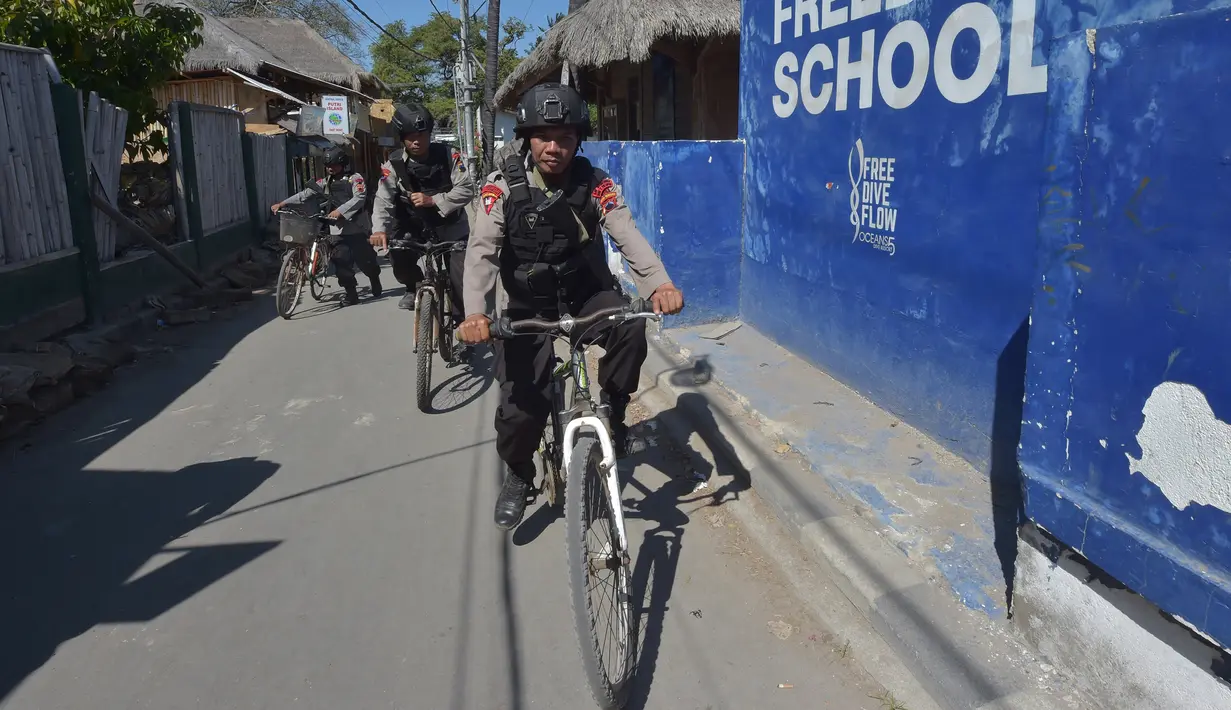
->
xmin=139 ymin=0 xmax=385 ymax=123
xmin=495 ymin=0 xmax=740 ymax=141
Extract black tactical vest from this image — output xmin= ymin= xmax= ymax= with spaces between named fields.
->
xmin=389 ymin=144 xmax=460 ymax=232
xmin=325 ymin=173 xmax=355 ymax=211
xmin=499 ymin=155 xmax=613 ymax=310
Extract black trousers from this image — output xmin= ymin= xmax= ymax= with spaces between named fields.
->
xmin=390 ymin=246 xmax=465 ymax=321
xmin=494 ymin=288 xmax=647 ymax=474
xmin=329 ymin=234 xmax=381 ymax=289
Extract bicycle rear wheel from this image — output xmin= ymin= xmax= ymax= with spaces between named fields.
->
xmin=275 ymin=249 xmax=305 ymax=319
xmin=414 ymin=290 xmax=434 ymax=412
xmin=566 ymin=434 xmax=636 ymax=709
xmin=309 ymin=242 xmax=328 ymax=301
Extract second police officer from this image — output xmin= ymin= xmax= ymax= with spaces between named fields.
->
xmin=369 ymin=103 xmax=474 ymax=318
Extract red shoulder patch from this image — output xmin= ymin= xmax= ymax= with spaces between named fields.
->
xmin=480 ymin=184 xmax=503 ymax=215
xmin=380 ymin=167 xmax=391 ymax=182
xmin=352 ymin=175 xmax=366 ymax=195
xmin=593 ymin=178 xmax=619 ymax=215
xmin=592 ymin=178 xmax=615 ymax=199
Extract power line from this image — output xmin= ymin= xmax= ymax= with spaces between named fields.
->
xmin=338 ymin=0 xmax=441 ymax=63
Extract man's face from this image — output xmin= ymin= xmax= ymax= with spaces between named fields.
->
xmin=529 ymin=127 xmax=579 ymax=175
xmin=402 ymin=131 xmax=430 ymax=158
xmin=325 ymin=162 xmax=345 ymax=176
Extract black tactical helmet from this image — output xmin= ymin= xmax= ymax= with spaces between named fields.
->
xmin=514 ymin=83 xmax=590 ymax=139
xmin=323 ymin=145 xmax=351 ymax=168
xmin=391 ymin=102 xmax=434 ymax=138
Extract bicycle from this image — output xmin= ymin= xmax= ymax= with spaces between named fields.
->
xmin=490 ymin=298 xmax=662 ymax=709
xmin=275 ymin=210 xmax=333 ymax=319
xmin=389 ymin=237 xmax=467 ymax=412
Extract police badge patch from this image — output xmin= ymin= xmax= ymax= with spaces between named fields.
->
xmin=481 ymin=184 xmax=503 ymax=215
xmin=380 ymin=166 xmax=391 ymax=182
xmin=592 ymin=178 xmax=619 ymax=215
xmin=352 ymin=175 xmax=366 ymax=195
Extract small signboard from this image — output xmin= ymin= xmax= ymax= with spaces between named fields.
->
xmin=322 ymin=95 xmax=349 ymax=135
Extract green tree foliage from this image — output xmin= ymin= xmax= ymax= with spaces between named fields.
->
xmin=199 ymin=0 xmax=364 ymax=61
xmin=370 ymin=14 xmax=527 ymax=130
xmin=532 ymin=11 xmax=565 ymax=49
xmin=0 ymin=0 xmax=203 ymax=156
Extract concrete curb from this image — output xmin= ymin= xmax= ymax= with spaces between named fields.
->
xmin=633 ymin=326 xmax=1089 ymax=710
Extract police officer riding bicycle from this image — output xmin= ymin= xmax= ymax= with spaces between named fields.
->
xmin=457 ymin=82 xmax=686 ymax=530
xmin=271 ymin=145 xmax=382 ymax=305
xmin=369 ymin=103 xmax=474 ymax=316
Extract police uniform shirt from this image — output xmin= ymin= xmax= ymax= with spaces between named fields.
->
xmin=371 ymin=146 xmax=475 ymax=242
xmin=463 ymin=154 xmax=671 ymax=318
xmin=281 ymin=172 xmax=370 ymax=236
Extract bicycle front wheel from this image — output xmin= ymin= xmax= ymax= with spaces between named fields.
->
xmin=566 ymin=434 xmax=636 ymax=709
xmin=414 ymin=290 xmax=434 ymax=412
xmin=309 ymin=242 xmax=328 ymax=301
xmin=275 ymin=249 xmax=305 ymax=319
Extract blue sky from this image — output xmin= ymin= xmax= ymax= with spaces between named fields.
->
xmin=350 ymin=0 xmax=569 ymax=64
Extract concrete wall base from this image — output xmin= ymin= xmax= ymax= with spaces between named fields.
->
xmin=1014 ymin=524 xmax=1231 ymax=710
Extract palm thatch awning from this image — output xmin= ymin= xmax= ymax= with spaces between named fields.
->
xmin=494 ymin=0 xmax=739 ymax=109
xmin=136 ymin=0 xmax=384 ymax=95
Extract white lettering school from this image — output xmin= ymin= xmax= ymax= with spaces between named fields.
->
xmin=771 ymin=0 xmax=1047 ymax=117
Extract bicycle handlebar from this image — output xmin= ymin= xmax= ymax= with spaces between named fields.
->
xmin=387 ymin=237 xmax=464 ymax=253
xmin=490 ymin=299 xmax=662 ymax=340
xmin=277 ymin=209 xmax=335 ymax=223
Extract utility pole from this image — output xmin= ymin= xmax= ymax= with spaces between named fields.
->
xmin=456 ymin=0 xmax=479 ymax=179
xmin=482 ymin=0 xmax=501 ymax=170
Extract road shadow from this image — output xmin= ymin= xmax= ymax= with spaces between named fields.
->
xmin=0 ymin=457 xmax=280 ymax=702
xmin=0 ymin=296 xmax=281 ymax=703
xmin=428 ymin=353 xmax=495 ymax=415
xmin=619 ymin=393 xmax=750 ymax=709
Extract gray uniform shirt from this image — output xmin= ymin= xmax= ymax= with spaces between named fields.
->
xmin=371 ymin=146 xmax=474 ymax=242
xmin=281 ymin=173 xmax=370 ymax=236
xmin=463 ymin=156 xmax=671 ymax=318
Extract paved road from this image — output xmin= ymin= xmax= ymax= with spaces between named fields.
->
xmin=1 ymin=279 xmax=891 ymax=710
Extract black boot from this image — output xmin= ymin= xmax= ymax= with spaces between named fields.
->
xmin=494 ymin=463 xmax=534 ymax=530
xmin=397 ymin=289 xmax=415 ymax=310
xmin=601 ymin=391 xmax=631 ymax=458
xmin=342 ymin=284 xmax=360 ymax=306
xmin=369 ymin=274 xmax=382 ymax=298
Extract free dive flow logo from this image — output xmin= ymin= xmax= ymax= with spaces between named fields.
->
xmin=849 ymin=139 xmax=898 ymax=255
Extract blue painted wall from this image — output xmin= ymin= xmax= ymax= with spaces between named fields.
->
xmin=584 ymin=141 xmax=744 ymax=327
xmin=739 ymin=0 xmax=1231 ymax=646
xmin=1019 ymin=14 xmax=1231 ymax=650
xmin=740 ymin=0 xmax=1231 ymax=470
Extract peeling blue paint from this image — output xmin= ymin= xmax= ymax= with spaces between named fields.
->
xmin=931 ymin=533 xmax=1007 ymax=618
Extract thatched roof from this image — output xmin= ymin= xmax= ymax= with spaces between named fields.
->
xmin=137 ymin=0 xmax=273 ymax=75
xmin=220 ymin=17 xmax=382 ymax=93
xmin=136 ymin=0 xmax=382 ymax=94
xmin=495 ymin=0 xmax=739 ymax=108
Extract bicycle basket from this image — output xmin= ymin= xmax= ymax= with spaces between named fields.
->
xmin=279 ymin=213 xmax=319 ymax=245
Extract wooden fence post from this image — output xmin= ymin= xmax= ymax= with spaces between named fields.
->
xmin=241 ymin=132 xmax=261 ymax=242
xmin=49 ymin=83 xmax=100 ymax=324
xmin=177 ymin=103 xmax=206 ymax=266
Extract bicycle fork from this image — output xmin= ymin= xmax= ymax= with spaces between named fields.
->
xmin=562 ymin=417 xmax=631 ymax=558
